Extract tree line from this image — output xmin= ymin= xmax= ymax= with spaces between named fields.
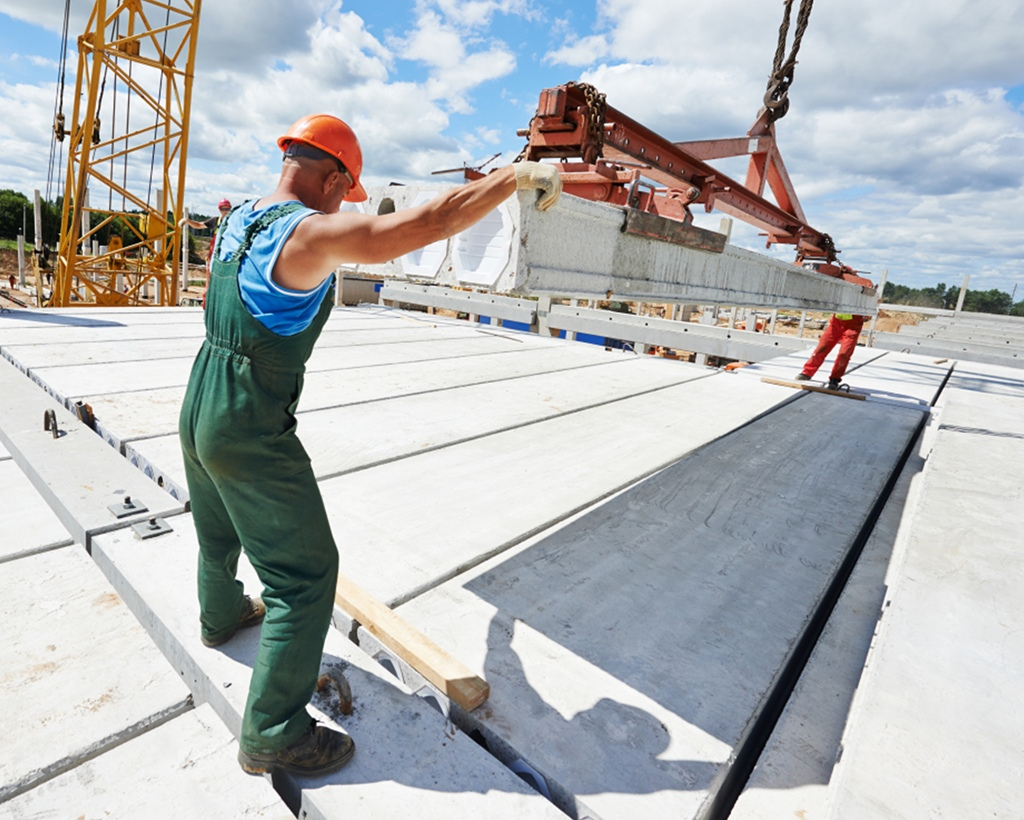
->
xmin=884 ymin=281 xmax=1024 ymax=317
xmin=0 ymin=188 xmax=211 ymax=262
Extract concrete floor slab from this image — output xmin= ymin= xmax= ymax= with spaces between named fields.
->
xmin=0 ymin=358 xmax=184 ymax=548
xmin=1 ymin=704 xmax=289 ymax=819
xmin=394 ymin=395 xmax=925 ymax=819
xmin=0 ymin=460 xmax=73 ymax=563
xmin=873 ymin=332 xmax=1024 ymax=368
xmin=318 ymin=372 xmax=795 ymax=607
xmin=84 ymin=343 xmax=632 ymax=450
xmin=125 ymin=355 xmax=707 ymax=500
xmin=0 ymin=547 xmax=192 ymax=803
xmin=20 ymin=327 xmax=547 ymax=409
xmin=730 ymin=433 xmax=930 ymax=819
xmin=90 ymin=519 xmax=568 ymax=820
xmin=823 ymin=366 xmax=1024 ymax=818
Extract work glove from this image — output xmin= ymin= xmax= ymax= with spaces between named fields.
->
xmin=513 ymin=161 xmax=562 ymax=212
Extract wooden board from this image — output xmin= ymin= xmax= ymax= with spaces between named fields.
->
xmin=335 ymin=573 xmax=489 ymax=711
xmin=761 ymin=376 xmax=867 ymax=401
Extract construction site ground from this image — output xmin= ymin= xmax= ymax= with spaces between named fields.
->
xmin=1 ymin=303 xmax=1021 ymax=819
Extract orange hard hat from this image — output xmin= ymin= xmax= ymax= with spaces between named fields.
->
xmin=277 ymin=114 xmax=367 ymax=202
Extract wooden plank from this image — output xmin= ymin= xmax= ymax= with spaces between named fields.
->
xmin=335 ymin=573 xmax=489 ymax=711
xmin=761 ymin=376 xmax=866 ymax=401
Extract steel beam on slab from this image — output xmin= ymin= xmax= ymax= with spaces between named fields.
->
xmin=360 ymin=187 xmax=878 ymax=314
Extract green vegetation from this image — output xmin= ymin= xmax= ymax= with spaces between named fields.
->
xmin=0 ymin=188 xmax=206 ymax=263
xmin=885 ymin=281 xmax=1024 ymax=317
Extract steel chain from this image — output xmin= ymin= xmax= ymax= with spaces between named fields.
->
xmin=568 ymin=80 xmax=607 ymax=160
xmin=765 ymin=0 xmax=814 ymax=122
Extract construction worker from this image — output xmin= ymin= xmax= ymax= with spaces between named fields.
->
xmin=182 ymin=199 xmax=234 ymax=306
xmin=795 ymin=312 xmax=868 ymax=389
xmin=178 ymin=113 xmax=561 ymax=777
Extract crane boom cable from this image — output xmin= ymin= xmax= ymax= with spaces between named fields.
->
xmin=764 ymin=0 xmax=814 ymax=123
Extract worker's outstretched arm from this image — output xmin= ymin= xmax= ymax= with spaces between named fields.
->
xmin=275 ymin=162 xmax=561 ymax=291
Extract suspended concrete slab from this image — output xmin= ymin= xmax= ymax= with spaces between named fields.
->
xmin=823 ymin=362 xmax=1024 ymax=818
xmin=392 ymin=393 xmax=928 ymax=819
xmin=1 ymin=703 xmax=289 ymax=818
xmin=0 ymin=546 xmax=192 ymax=803
xmin=359 ymin=188 xmax=878 ymax=314
xmin=90 ymin=519 xmax=568 ymax=820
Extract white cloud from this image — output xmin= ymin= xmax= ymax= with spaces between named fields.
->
xmin=545 ymin=35 xmax=610 ymax=67
xmin=1 ymin=0 xmax=1022 ymax=294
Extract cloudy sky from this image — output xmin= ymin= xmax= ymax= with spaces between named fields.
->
xmin=1 ymin=0 xmax=1022 ymax=295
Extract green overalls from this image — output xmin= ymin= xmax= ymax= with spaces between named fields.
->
xmin=179 ymin=203 xmax=339 ymax=755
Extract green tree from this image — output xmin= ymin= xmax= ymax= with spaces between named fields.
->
xmin=963 ymin=289 xmax=1013 ymax=315
xmin=0 ymin=189 xmax=32 ymax=240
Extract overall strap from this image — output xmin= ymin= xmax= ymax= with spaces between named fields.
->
xmin=213 ymin=201 xmax=308 ymax=265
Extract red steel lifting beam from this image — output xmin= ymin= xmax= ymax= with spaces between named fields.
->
xmin=520 ymin=83 xmax=840 ymax=266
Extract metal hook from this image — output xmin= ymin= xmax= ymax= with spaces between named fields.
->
xmin=43 ymin=409 xmax=59 ymax=439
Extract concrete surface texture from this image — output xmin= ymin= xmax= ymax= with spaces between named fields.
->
xmin=2 ymin=304 xmax=1023 ymax=818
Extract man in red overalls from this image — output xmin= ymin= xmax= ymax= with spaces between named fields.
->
xmin=795 ymin=313 xmax=867 ymax=390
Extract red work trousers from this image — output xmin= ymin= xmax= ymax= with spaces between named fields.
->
xmin=801 ymin=315 xmax=865 ymax=380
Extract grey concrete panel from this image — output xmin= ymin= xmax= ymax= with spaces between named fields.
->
xmin=90 ymin=521 xmax=568 ymax=820
xmin=0 ymin=359 xmax=184 ymax=548
xmin=84 ymin=344 xmax=614 ymax=451
xmin=945 ymin=359 xmax=1024 ymax=399
xmin=380 ymin=282 xmax=537 ymax=324
xmin=873 ymin=331 xmax=1024 ymax=368
xmin=893 ymin=324 xmax=1024 ymax=346
xmin=731 ymin=436 xmax=930 ymax=819
xmin=395 ymin=396 xmax=923 ymax=819
xmin=125 ymin=355 xmax=707 ymax=501
xmin=2 ymin=334 xmax=204 ymax=370
xmin=546 ymin=303 xmax=813 ymax=361
xmin=316 ymin=374 xmax=797 ymax=607
xmin=119 ymin=354 xmax=702 ymax=499
xmin=824 ymin=372 xmax=1024 ymax=818
xmin=0 ymin=547 xmax=192 ymax=803
xmin=360 ymin=188 xmax=878 ymax=314
xmin=2 ymin=704 xmax=289 ymax=818
xmin=0 ymin=460 xmax=73 ymax=563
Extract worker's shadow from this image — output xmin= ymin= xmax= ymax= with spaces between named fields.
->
xmin=475 ymin=613 xmax=719 ymax=803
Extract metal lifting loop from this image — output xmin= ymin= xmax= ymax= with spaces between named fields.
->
xmin=43 ymin=409 xmax=59 ymax=438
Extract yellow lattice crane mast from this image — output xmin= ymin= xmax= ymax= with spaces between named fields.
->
xmin=49 ymin=0 xmax=201 ymax=307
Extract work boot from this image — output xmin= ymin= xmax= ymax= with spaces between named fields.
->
xmin=238 ymin=719 xmax=355 ymax=776
xmin=827 ymin=378 xmax=841 ymax=391
xmin=794 ymin=373 xmax=811 ymax=381
xmin=201 ymin=595 xmax=266 ymax=647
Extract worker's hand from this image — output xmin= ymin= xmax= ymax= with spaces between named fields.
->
xmin=513 ymin=161 xmax=562 ymax=212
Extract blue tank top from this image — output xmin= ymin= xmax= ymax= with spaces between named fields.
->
xmin=216 ymin=199 xmax=334 ymax=336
